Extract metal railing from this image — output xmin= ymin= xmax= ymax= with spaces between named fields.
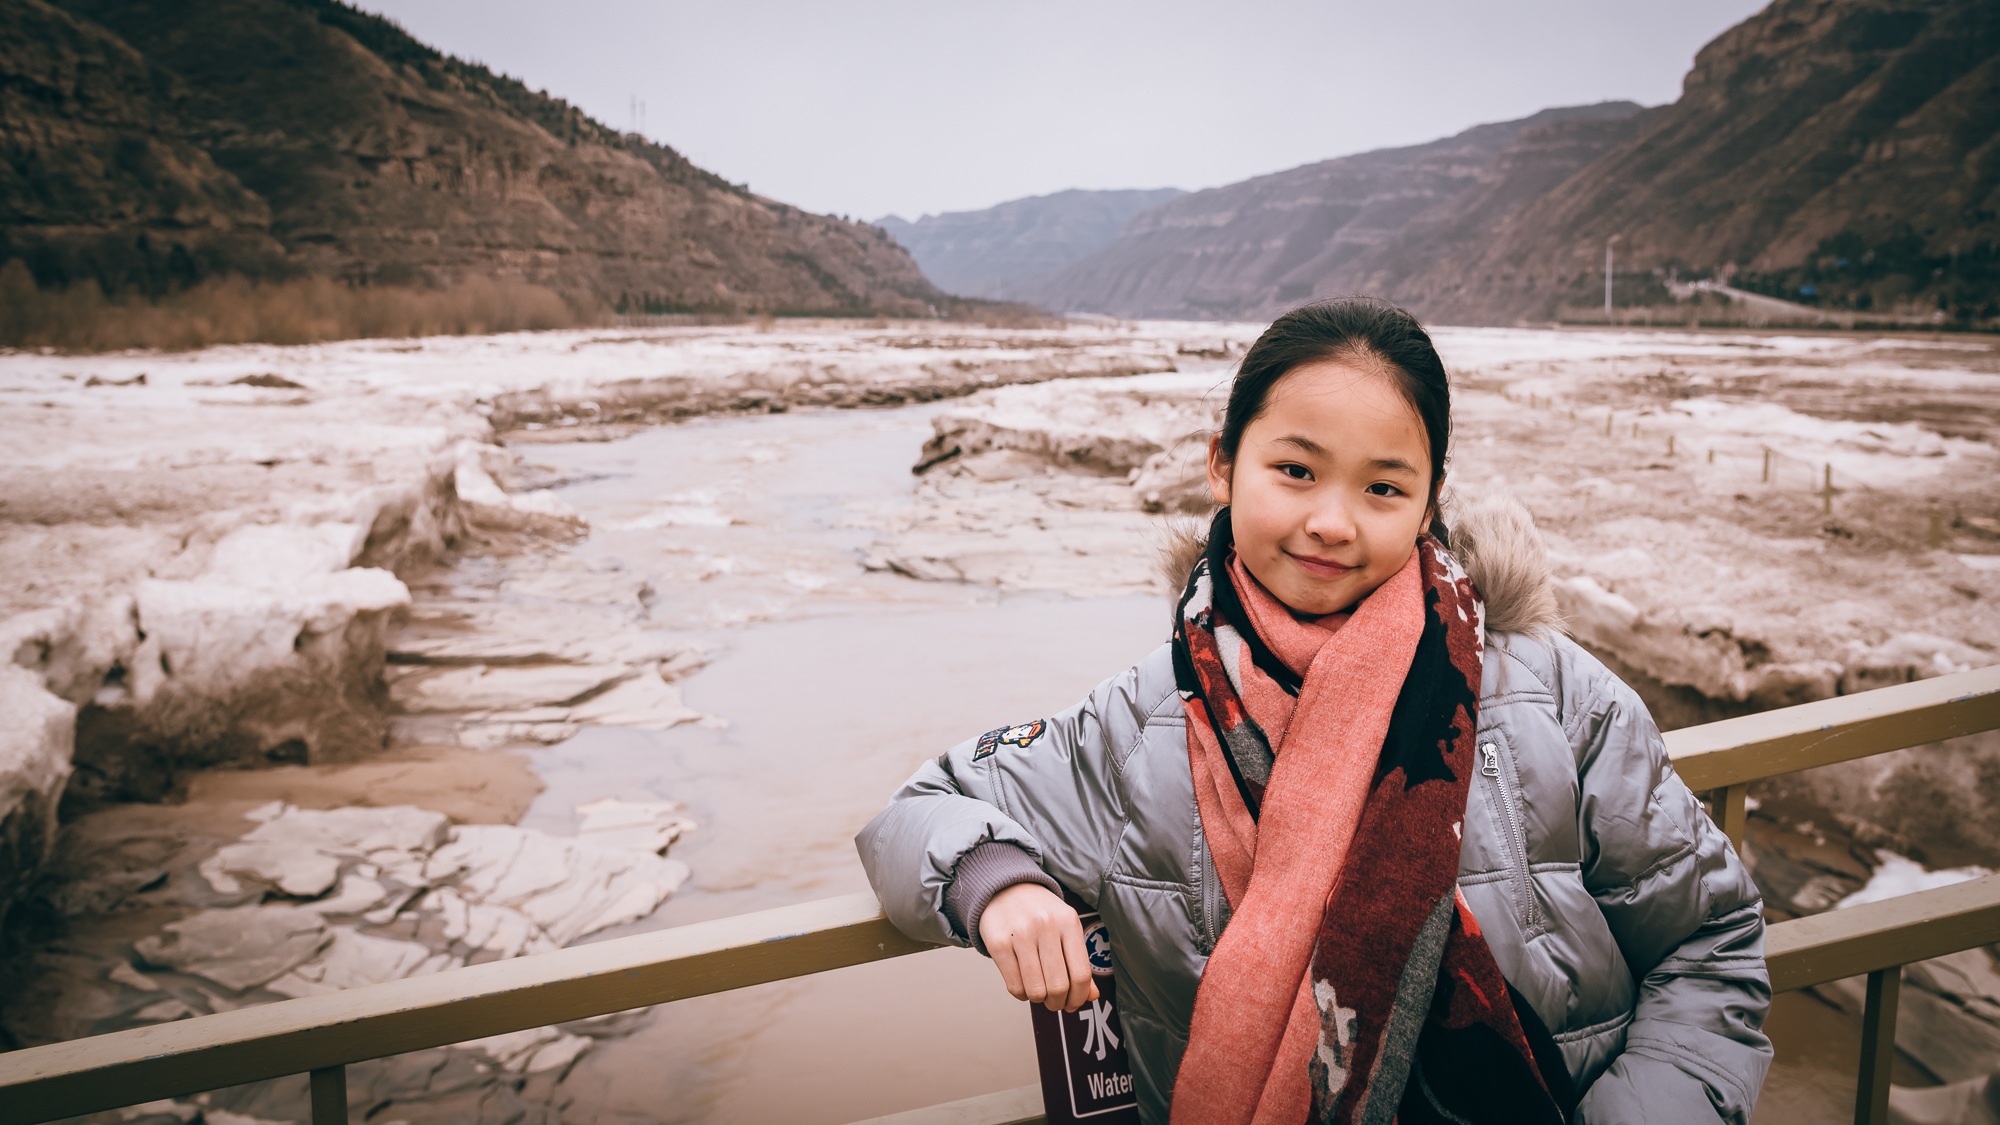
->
xmin=3 ymin=665 xmax=1998 ymax=1125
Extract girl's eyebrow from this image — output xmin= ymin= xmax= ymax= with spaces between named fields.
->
xmin=1273 ymin=435 xmax=1420 ymax=477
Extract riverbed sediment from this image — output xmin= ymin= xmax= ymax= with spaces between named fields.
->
xmin=0 ymin=321 xmax=1228 ymax=1121
xmin=0 ymin=321 xmax=1212 ymax=923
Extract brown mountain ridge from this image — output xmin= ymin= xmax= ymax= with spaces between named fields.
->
xmin=1025 ymin=0 xmax=1999 ymax=325
xmin=1027 ymin=102 xmax=1645 ymax=321
xmin=3 ymin=0 xmax=948 ymax=316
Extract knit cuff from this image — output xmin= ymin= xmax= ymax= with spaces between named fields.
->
xmin=943 ymin=841 xmax=1063 ymax=955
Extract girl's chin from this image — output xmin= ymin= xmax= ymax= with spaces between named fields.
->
xmin=1275 ymin=578 xmax=1362 ymax=618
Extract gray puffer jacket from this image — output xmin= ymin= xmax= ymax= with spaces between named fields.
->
xmin=857 ymin=498 xmax=1771 ymax=1123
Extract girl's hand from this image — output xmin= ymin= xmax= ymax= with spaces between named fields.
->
xmin=980 ymin=883 xmax=1102 ymax=1013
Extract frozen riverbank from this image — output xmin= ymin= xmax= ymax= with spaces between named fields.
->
xmin=0 ymin=320 xmax=1216 ymax=927
xmin=0 ymin=321 xmax=1234 ymax=1120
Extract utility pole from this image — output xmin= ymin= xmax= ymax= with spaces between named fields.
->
xmin=1605 ymin=234 xmax=1622 ymax=322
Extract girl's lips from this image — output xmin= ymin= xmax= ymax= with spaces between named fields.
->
xmin=1286 ymin=551 xmax=1357 ymax=577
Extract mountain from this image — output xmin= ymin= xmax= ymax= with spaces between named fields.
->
xmin=876 ymin=188 xmax=1184 ymax=300
xmin=3 ymin=0 xmax=946 ymax=315
xmin=1022 ymin=104 xmax=1644 ymax=320
xmin=0 ymin=0 xmax=288 ymax=286
xmin=1023 ymin=0 xmax=1999 ymax=325
xmin=1392 ymin=0 xmax=2000 ymax=324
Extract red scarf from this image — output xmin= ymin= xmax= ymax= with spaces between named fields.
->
xmin=1169 ymin=512 xmax=1562 ymax=1124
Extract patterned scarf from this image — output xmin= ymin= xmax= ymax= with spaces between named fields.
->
xmin=1169 ymin=510 xmax=1565 ymax=1125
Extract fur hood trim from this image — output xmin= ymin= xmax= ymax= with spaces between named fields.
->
xmin=1155 ymin=493 xmax=1563 ymax=638
xmin=1446 ymin=493 xmax=1564 ymax=638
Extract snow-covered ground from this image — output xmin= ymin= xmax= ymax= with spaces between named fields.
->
xmin=0 ymin=320 xmax=1227 ymax=912
xmin=0 ymin=321 xmax=1244 ymax=1121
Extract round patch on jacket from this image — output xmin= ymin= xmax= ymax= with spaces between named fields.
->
xmin=973 ymin=719 xmax=1047 ymax=760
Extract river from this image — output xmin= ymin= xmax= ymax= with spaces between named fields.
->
xmin=489 ymin=404 xmax=1167 ymax=1121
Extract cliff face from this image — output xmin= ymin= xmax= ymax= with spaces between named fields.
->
xmin=1338 ymin=114 xmax=1657 ymax=311
xmin=1024 ymin=103 xmax=1642 ymax=320
xmin=877 ymin=188 xmax=1185 ymax=301
xmin=1404 ymin=0 xmax=2000 ymax=323
xmin=4 ymin=0 xmax=945 ymax=314
xmin=0 ymin=0 xmax=289 ymax=287
xmin=1023 ymin=0 xmax=1999 ymax=325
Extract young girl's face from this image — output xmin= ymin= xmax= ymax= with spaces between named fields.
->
xmin=1206 ymin=359 xmax=1435 ymax=617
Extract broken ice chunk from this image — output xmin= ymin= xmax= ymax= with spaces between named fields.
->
xmin=134 ymin=905 xmax=331 ymax=992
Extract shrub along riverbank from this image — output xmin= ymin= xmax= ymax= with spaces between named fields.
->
xmin=0 ymin=262 xmax=592 ymax=351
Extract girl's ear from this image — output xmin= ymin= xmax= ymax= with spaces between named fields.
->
xmin=1205 ymin=434 xmax=1233 ymax=507
xmin=1426 ymin=474 xmax=1448 ymax=537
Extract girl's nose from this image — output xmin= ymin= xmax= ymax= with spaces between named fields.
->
xmin=1304 ymin=496 xmax=1357 ymax=545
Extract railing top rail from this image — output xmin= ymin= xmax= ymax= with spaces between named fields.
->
xmin=1766 ymin=872 xmax=2000 ymax=993
xmin=0 ymin=892 xmax=933 ymax=1125
xmin=1664 ymin=664 xmax=2000 ymax=791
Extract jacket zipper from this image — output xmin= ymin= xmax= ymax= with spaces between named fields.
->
xmin=1198 ymin=838 xmax=1223 ymax=953
xmin=1483 ymin=739 xmax=1541 ymax=933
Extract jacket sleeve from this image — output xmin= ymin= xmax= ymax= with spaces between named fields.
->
xmin=854 ymin=652 xmax=1163 ymax=950
xmin=1564 ymin=645 xmax=1773 ymax=1125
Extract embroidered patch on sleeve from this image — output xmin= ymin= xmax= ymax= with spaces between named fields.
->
xmin=973 ymin=719 xmax=1048 ymax=760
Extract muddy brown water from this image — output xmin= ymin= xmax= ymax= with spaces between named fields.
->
xmin=76 ymin=398 xmax=1869 ymax=1122
xmin=485 ymin=406 xmax=1165 ymax=1122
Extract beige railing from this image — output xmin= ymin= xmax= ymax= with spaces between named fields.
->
xmin=3 ymin=665 xmax=1998 ymax=1125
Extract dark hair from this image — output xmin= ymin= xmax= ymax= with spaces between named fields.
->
xmin=1217 ymin=297 xmax=1452 ymax=540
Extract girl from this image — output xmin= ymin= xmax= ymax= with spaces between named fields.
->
xmin=857 ymin=300 xmax=1770 ymax=1124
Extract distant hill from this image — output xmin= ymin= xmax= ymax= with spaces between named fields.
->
xmin=877 ymin=188 xmax=1185 ymax=300
xmin=1022 ymin=104 xmax=1644 ymax=320
xmin=1389 ymin=0 xmax=2000 ymax=324
xmin=2 ymin=0 xmax=947 ymax=315
xmin=1022 ymin=0 xmax=1999 ymax=325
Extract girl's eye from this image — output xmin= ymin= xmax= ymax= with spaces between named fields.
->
xmin=1365 ymin=482 xmax=1403 ymax=497
xmin=1278 ymin=464 xmax=1313 ymax=481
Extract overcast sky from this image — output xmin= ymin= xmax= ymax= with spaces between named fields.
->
xmin=355 ymin=0 xmax=1770 ymax=222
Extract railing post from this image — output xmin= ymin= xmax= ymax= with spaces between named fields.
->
xmin=1708 ymin=784 xmax=1748 ymax=849
xmin=1853 ymin=968 xmax=1901 ymax=1125
xmin=310 ymin=1065 xmax=347 ymax=1125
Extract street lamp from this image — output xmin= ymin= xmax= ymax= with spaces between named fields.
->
xmin=1605 ymin=234 xmax=1622 ymax=322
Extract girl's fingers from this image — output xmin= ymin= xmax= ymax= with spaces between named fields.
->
xmin=1060 ymin=918 xmax=1097 ymax=1013
xmin=979 ymin=886 xmax=1097 ymax=1011
xmin=1015 ymin=935 xmax=1051 ymax=1005
xmin=990 ymin=937 xmax=1028 ymax=1003
xmin=1037 ymin=924 xmax=1073 ymax=1011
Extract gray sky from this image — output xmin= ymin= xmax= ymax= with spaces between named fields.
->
xmin=356 ymin=0 xmax=1770 ymax=222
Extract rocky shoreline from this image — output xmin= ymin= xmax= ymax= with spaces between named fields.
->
xmin=0 ymin=321 xmax=1229 ymax=1122
xmin=0 ymin=321 xmax=1214 ymax=922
